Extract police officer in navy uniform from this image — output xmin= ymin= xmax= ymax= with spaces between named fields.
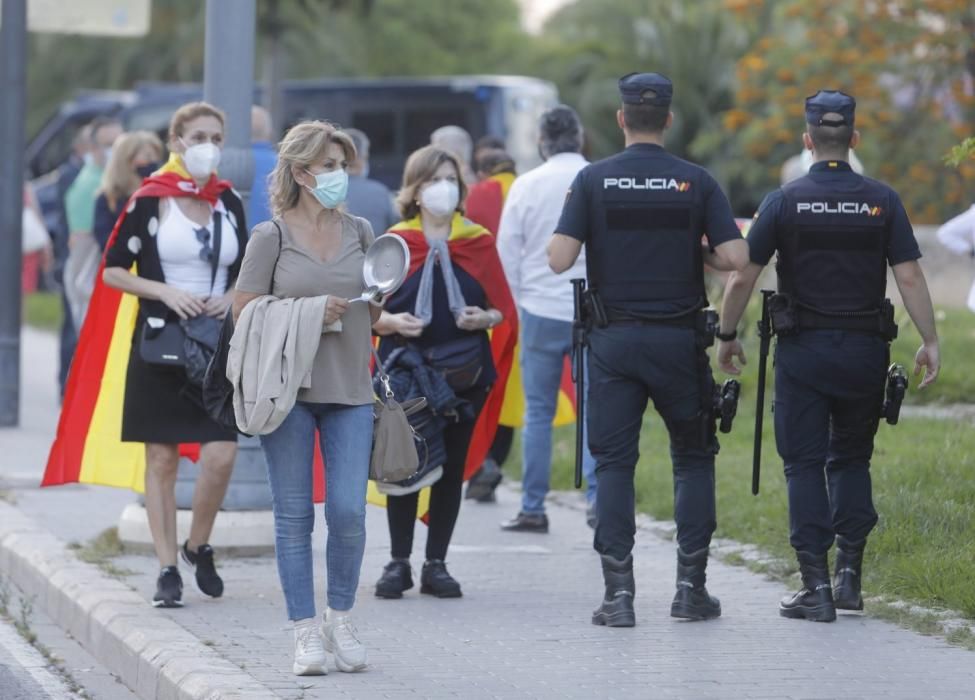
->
xmin=717 ymin=90 xmax=940 ymax=622
xmin=548 ymin=73 xmax=748 ymax=627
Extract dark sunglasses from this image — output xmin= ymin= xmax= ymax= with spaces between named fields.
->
xmin=195 ymin=226 xmax=213 ymax=263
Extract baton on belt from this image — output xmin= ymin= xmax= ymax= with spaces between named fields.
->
xmin=571 ymin=278 xmax=588 ymax=489
xmin=752 ymin=289 xmax=775 ymax=495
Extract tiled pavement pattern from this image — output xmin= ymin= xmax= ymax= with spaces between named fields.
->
xmin=96 ymin=488 xmax=975 ymax=700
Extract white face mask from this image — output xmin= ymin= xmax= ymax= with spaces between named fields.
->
xmin=180 ymin=139 xmax=221 ymax=179
xmin=420 ymin=180 xmax=459 ymax=217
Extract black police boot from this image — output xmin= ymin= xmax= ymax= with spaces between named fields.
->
xmin=670 ymin=547 xmax=721 ymax=620
xmin=375 ymin=558 xmax=413 ymax=599
xmin=833 ymin=537 xmax=865 ymax=611
xmin=779 ymin=550 xmax=836 ymax=622
xmin=591 ymin=554 xmax=635 ymax=627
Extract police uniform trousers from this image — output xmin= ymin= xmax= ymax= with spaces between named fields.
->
xmin=773 ymin=330 xmax=884 ymax=554
xmin=587 ymin=323 xmax=717 ymax=560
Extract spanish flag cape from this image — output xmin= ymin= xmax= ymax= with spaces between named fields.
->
xmin=366 ymin=215 xmax=518 ymax=515
xmin=42 ymin=155 xmax=232 ymax=491
xmin=464 ymin=171 xmax=515 ymax=236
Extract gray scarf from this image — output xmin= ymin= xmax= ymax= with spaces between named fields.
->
xmin=414 ymin=237 xmax=467 ymax=327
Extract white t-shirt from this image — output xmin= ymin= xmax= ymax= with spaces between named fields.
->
xmin=496 ymin=152 xmax=589 ymax=322
xmin=157 ymin=197 xmax=239 ymax=296
xmin=936 ymin=204 xmax=975 ymax=312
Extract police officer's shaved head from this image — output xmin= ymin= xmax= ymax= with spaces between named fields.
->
xmin=539 ymin=104 xmax=584 ymax=158
xmin=618 ymin=72 xmax=673 ymax=134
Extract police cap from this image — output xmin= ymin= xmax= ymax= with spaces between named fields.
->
xmin=805 ymin=90 xmax=856 ymax=127
xmin=618 ymin=72 xmax=673 ymax=106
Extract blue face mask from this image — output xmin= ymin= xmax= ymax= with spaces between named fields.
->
xmin=305 ymin=168 xmax=349 ymax=209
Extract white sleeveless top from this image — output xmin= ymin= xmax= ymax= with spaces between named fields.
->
xmin=156 ymin=197 xmax=239 ymax=296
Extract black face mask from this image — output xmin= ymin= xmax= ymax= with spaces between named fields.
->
xmin=136 ymin=162 xmax=160 ymax=179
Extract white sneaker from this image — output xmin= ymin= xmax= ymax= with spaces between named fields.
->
xmin=293 ymin=618 xmax=328 ymax=676
xmin=321 ymin=609 xmax=368 ymax=672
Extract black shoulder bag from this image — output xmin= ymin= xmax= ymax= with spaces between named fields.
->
xmin=203 ymin=221 xmax=283 ymax=431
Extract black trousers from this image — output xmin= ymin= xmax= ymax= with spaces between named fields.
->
xmin=387 ymin=388 xmax=488 ymax=561
xmin=774 ymin=330 xmax=884 ymax=554
xmin=587 ymin=324 xmax=717 ymax=561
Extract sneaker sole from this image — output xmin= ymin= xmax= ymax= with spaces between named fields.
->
xmin=152 ymin=599 xmax=183 ymax=608
xmin=419 ymin=585 xmax=462 ymax=598
xmin=196 ymin=580 xmax=224 ymax=598
xmin=322 ymin=639 xmax=367 ymax=673
xmin=591 ymin=611 xmax=635 ymax=627
xmin=375 ymin=589 xmax=406 ymax=599
xmin=779 ymin=603 xmax=837 ymax=622
xmin=293 ymin=662 xmax=327 ymax=676
xmin=670 ymin=603 xmax=721 ymax=621
xmin=499 ymin=526 xmax=549 ymax=534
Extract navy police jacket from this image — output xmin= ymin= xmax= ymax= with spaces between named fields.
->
xmin=748 ymin=160 xmax=921 ymax=312
xmin=556 ymin=143 xmax=741 ymax=315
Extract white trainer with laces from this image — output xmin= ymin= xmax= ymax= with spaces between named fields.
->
xmin=321 ymin=608 xmax=368 ymax=672
xmin=293 ymin=618 xmax=328 ymax=676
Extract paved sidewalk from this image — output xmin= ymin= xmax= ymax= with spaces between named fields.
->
xmin=5 ymin=328 xmax=975 ymax=699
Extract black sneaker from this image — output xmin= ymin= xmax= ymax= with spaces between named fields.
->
xmin=375 ymin=559 xmax=413 ymax=599
xmin=586 ymin=504 xmax=598 ymax=530
xmin=153 ymin=566 xmax=183 ymax=608
xmin=420 ymin=560 xmax=462 ymax=598
xmin=181 ymin=541 xmax=224 ymax=598
xmin=465 ymin=458 xmax=503 ymax=501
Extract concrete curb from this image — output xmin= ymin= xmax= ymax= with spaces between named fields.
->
xmin=0 ymin=501 xmax=275 ymax=699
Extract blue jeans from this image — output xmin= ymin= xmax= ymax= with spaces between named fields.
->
xmin=261 ymin=401 xmax=373 ymax=619
xmin=520 ymin=308 xmax=597 ymax=514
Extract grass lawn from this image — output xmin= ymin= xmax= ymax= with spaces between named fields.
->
xmin=23 ymin=291 xmax=63 ymax=332
xmin=507 ymin=301 xmax=975 ymax=620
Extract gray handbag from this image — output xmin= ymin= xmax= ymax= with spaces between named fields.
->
xmin=370 ymin=347 xmax=425 ymax=484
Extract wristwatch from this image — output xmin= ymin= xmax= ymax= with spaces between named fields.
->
xmin=715 ymin=328 xmax=738 ymax=342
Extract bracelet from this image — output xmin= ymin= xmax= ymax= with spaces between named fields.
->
xmin=715 ymin=328 xmax=737 ymax=342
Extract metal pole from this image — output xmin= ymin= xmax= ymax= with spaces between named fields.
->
xmin=204 ymin=0 xmax=256 ymax=205
xmin=176 ymin=0 xmax=269 ymax=511
xmin=0 ymin=0 xmax=28 ymax=427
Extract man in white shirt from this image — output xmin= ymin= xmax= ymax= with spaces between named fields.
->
xmin=498 ymin=105 xmax=598 ymax=533
xmin=936 ymin=205 xmax=975 ymax=312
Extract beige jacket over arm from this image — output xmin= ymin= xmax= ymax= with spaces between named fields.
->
xmin=227 ymin=294 xmax=329 ymax=435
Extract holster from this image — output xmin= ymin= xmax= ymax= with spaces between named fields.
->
xmin=583 ymin=290 xmax=610 ymax=329
xmin=769 ymin=293 xmax=898 ymax=341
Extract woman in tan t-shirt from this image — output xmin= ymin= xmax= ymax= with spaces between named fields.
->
xmin=232 ymin=121 xmax=381 ymax=677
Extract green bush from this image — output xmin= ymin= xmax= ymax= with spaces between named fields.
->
xmin=23 ymin=292 xmax=63 ymax=332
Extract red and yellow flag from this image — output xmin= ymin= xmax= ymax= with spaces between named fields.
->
xmin=42 ymin=156 xmax=232 ymax=491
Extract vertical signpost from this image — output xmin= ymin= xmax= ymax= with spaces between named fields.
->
xmin=0 ymin=0 xmax=152 ymax=428
xmin=0 ymin=0 xmax=28 ymax=427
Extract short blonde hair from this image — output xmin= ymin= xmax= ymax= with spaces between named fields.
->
xmin=169 ymin=101 xmax=226 ymax=140
xmin=396 ymin=145 xmax=467 ymax=221
xmin=268 ymin=120 xmax=357 ymax=218
xmin=99 ymin=130 xmax=164 ymax=209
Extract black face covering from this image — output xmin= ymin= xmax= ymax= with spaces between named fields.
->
xmin=136 ymin=162 xmax=161 ymax=179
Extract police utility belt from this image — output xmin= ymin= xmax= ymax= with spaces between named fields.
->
xmin=582 ymin=290 xmax=718 ymax=346
xmin=767 ymin=293 xmax=898 ymax=342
